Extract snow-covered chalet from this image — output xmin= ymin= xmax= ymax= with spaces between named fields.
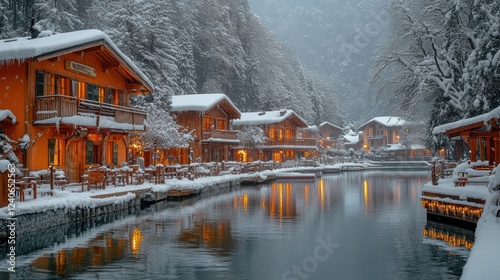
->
xmin=170 ymin=93 xmax=241 ymax=164
xmin=358 ymin=116 xmax=405 ymax=150
xmin=231 ymin=109 xmax=317 ymax=162
xmin=0 ymin=29 xmax=153 ymax=182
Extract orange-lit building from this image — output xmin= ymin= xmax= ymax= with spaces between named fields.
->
xmin=231 ymin=109 xmax=317 ymax=162
xmin=358 ymin=116 xmax=405 ymax=151
xmin=432 ymin=107 xmax=500 ymax=165
xmin=316 ymin=121 xmax=343 ymax=149
xmin=170 ymin=93 xmax=241 ymax=163
xmin=0 ymin=29 xmax=153 ymax=181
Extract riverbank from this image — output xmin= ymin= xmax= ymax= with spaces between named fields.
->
xmin=421 ymin=165 xmax=500 ymax=280
xmin=0 ymin=163 xmax=368 ymax=237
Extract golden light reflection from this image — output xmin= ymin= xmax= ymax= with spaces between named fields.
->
xmin=130 ymin=228 xmax=143 ymax=255
xmin=233 ymin=194 xmax=249 ymax=212
xmin=422 ymin=227 xmax=474 ymax=249
xmin=243 ymin=193 xmax=248 ymax=212
xmin=265 ymin=182 xmax=297 ymax=221
xmin=395 ymin=183 xmax=401 ymax=204
xmin=31 ymin=232 xmax=129 ymax=276
xmin=363 ymin=180 xmax=369 ymax=212
xmin=318 ymin=179 xmax=325 ymax=209
xmin=304 ymin=185 xmax=309 ymax=206
xmin=178 ymin=220 xmax=234 ymax=255
xmin=279 ymin=183 xmax=283 ymax=221
xmin=421 ymin=199 xmax=483 ymax=222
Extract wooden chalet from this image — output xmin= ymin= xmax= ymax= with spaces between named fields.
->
xmin=317 ymin=122 xmax=343 ymax=149
xmin=358 ymin=116 xmax=405 ymax=150
xmin=231 ymin=109 xmax=317 ymax=162
xmin=432 ymin=107 xmax=500 ymax=165
xmin=0 ymin=29 xmax=153 ymax=182
xmin=170 ymin=93 xmax=241 ymax=163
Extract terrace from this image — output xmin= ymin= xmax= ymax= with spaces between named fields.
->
xmin=34 ymin=95 xmax=146 ymax=127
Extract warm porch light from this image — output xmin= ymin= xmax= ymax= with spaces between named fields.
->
xmin=421 ymin=199 xmax=483 ymax=221
xmin=87 ymin=133 xmax=103 ymax=145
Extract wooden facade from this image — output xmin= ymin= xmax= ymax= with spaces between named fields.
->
xmin=359 ymin=117 xmax=405 ymax=150
xmin=0 ymin=30 xmax=153 ymax=182
xmin=433 ymin=111 xmax=500 ymax=165
xmin=170 ymin=94 xmax=241 ymax=164
xmin=232 ymin=110 xmax=317 ymax=162
xmin=317 ymin=122 xmax=343 ymax=149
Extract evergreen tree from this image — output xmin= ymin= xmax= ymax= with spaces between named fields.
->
xmin=34 ymin=0 xmax=83 ymax=32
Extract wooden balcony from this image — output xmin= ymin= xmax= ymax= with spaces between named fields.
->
xmin=202 ymin=129 xmax=239 ymax=141
xmin=269 ymin=138 xmax=316 ymax=146
xmin=35 ymin=95 xmax=146 ymax=127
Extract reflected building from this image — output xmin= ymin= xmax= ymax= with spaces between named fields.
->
xmin=177 ymin=217 xmax=235 ymax=256
xmin=31 ymin=227 xmax=141 ymax=277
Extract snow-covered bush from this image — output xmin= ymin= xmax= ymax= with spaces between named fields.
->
xmin=0 ymin=131 xmax=19 ymax=165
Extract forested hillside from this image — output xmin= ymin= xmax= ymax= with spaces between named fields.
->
xmin=0 ymin=0 xmax=342 ymax=126
xmin=372 ymin=0 xmax=500 ymax=148
xmin=249 ymin=0 xmax=390 ymax=124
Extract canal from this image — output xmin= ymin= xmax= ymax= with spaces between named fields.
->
xmin=2 ymin=171 xmax=473 ymax=279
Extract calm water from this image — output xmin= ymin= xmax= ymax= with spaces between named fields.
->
xmin=3 ymin=172 xmax=473 ymax=280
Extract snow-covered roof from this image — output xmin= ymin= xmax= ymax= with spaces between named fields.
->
xmin=0 ymin=29 xmax=153 ymax=92
xmin=485 ymin=105 xmax=500 ymax=124
xmin=358 ymin=116 xmax=405 ymax=130
xmin=432 ymin=104 xmax=500 ymax=135
xmin=232 ymin=109 xmax=308 ymax=127
xmin=319 ymin=121 xmax=342 ymax=131
xmin=0 ymin=109 xmax=16 ymax=124
xmin=343 ymin=133 xmax=359 ymax=144
xmin=170 ymin=93 xmax=241 ymax=116
xmin=383 ymin=143 xmax=426 ymax=151
xmin=432 ymin=114 xmax=487 ymax=135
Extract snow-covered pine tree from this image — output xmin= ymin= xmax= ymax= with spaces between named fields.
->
xmin=34 ymin=0 xmax=83 ymax=32
xmin=461 ymin=1 xmax=500 ymax=117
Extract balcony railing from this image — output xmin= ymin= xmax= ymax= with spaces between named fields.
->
xmin=35 ymin=95 xmax=146 ymax=127
xmin=202 ymin=129 xmax=239 ymax=140
xmin=269 ymin=138 xmax=316 ymax=146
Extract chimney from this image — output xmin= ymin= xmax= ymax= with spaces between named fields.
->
xmin=30 ymin=18 xmax=40 ymax=39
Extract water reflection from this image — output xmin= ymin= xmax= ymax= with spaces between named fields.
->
xmin=178 ymin=218 xmax=234 ymax=256
xmin=1 ymin=172 xmax=470 ymax=280
xmin=423 ymin=221 xmax=474 ymax=250
xmin=31 ymin=227 xmax=138 ymax=276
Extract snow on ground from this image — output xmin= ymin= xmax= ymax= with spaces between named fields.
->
xmin=460 ymin=198 xmax=500 ymax=280
xmin=422 ymin=177 xmax=490 ymax=201
xmin=423 ymin=166 xmax=500 ymax=280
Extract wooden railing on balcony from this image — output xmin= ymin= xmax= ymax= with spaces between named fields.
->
xmin=35 ymin=95 xmax=147 ymax=127
xmin=202 ymin=129 xmax=239 ymax=140
xmin=269 ymin=138 xmax=316 ymax=146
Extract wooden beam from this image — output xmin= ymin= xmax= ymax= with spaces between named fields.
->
xmin=444 ymin=121 xmax=485 ymax=137
xmin=469 ymin=131 xmax=500 ymax=138
xmin=126 ymin=83 xmax=146 ymax=93
xmin=85 ymin=45 xmax=105 ymax=53
xmin=103 ymin=62 xmax=120 ymax=71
